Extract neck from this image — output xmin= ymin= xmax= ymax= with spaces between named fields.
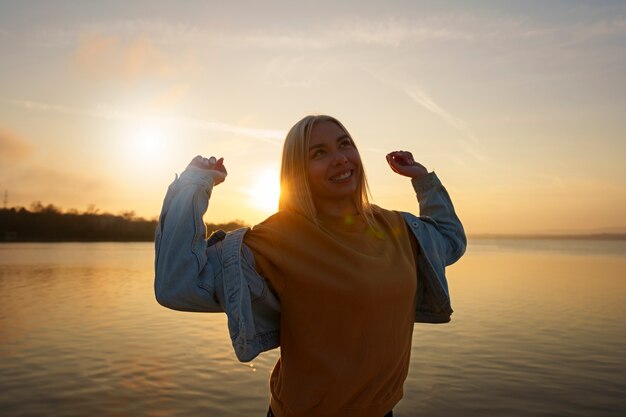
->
xmin=314 ymin=197 xmax=359 ymax=217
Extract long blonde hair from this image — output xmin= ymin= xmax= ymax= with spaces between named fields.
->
xmin=278 ymin=115 xmax=375 ymax=227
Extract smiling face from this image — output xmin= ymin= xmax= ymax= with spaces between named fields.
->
xmin=307 ymin=120 xmax=362 ymax=215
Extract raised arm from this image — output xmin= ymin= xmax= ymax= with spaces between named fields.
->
xmin=154 ymin=155 xmax=228 ymax=311
xmin=387 ymin=151 xmax=466 ymax=265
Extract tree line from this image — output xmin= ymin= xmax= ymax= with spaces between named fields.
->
xmin=0 ymin=202 xmax=246 ymax=242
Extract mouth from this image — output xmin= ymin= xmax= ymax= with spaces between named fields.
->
xmin=329 ymin=170 xmax=354 ymax=182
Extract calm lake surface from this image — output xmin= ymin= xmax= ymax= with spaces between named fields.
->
xmin=1 ymin=240 xmax=625 ymax=416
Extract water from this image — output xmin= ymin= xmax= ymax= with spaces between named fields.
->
xmin=0 ymin=240 xmax=625 ymax=416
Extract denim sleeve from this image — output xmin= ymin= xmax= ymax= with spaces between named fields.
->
xmin=154 ymin=167 xmax=225 ymax=312
xmin=411 ymin=172 xmax=467 ymax=266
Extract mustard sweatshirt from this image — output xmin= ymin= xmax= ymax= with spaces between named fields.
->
xmin=244 ymin=206 xmax=418 ymax=417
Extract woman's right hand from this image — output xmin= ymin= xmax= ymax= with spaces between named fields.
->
xmin=187 ymin=155 xmax=228 ymax=186
xmin=386 ymin=151 xmax=428 ymax=180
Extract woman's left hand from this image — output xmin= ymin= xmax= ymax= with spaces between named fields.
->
xmin=186 ymin=155 xmax=228 ymax=186
xmin=386 ymin=151 xmax=429 ymax=179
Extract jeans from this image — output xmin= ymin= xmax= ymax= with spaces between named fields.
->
xmin=267 ymin=407 xmax=393 ymax=417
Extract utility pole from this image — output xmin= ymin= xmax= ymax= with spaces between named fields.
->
xmin=3 ymin=190 xmax=7 ymax=209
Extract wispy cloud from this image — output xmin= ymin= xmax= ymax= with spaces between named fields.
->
xmin=150 ymin=84 xmax=191 ymax=110
xmin=404 ymin=85 xmax=486 ymax=161
xmin=24 ymin=17 xmax=468 ymax=49
xmin=0 ymin=125 xmax=35 ymax=161
xmin=0 ymin=164 xmax=106 ymax=210
xmin=71 ymin=33 xmax=191 ymax=81
xmin=584 ymin=16 xmax=626 ymax=37
xmin=219 ymin=14 xmax=626 ymax=49
xmin=169 ymin=116 xmax=284 ymax=144
xmin=251 ymin=15 xmax=622 ymax=50
xmin=16 ymin=12 xmax=626 ymax=53
xmin=222 ymin=18 xmax=474 ymax=49
xmin=26 ymin=19 xmax=204 ymax=48
xmin=364 ymin=69 xmax=485 ymax=161
xmin=3 ymin=99 xmax=128 ymax=120
xmin=403 ymin=86 xmax=474 ymax=138
xmin=2 ymin=98 xmax=284 ymax=143
xmin=534 ymin=174 xmax=566 ymax=190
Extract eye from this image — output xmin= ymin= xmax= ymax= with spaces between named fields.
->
xmin=311 ymin=149 xmax=326 ymax=159
xmin=339 ymin=138 xmax=353 ymax=148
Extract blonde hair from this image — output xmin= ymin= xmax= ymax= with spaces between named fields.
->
xmin=278 ymin=115 xmax=376 ymax=227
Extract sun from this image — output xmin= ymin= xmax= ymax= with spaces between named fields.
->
xmin=248 ymin=168 xmax=280 ymax=213
xmin=131 ymin=124 xmax=166 ymax=159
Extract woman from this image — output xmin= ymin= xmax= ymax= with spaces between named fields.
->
xmin=154 ymin=115 xmax=466 ymax=417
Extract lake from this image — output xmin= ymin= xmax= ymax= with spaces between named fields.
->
xmin=1 ymin=240 xmax=625 ymax=416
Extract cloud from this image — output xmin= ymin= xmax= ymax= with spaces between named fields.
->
xmin=570 ymin=16 xmax=626 ymax=44
xmin=72 ymin=34 xmax=175 ymax=80
xmin=403 ymin=86 xmax=486 ymax=161
xmin=0 ymin=164 xmax=106 ymax=210
xmin=403 ymin=86 xmax=472 ymax=137
xmin=4 ymin=165 xmax=101 ymax=191
xmin=2 ymin=98 xmax=127 ymax=120
xmin=0 ymin=126 xmax=35 ymax=161
xmin=25 ymin=19 xmax=204 ymax=48
xmin=364 ymin=69 xmax=485 ymax=161
xmin=173 ymin=116 xmax=284 ymax=143
xmin=30 ymin=17 xmax=462 ymax=49
xmin=365 ymin=70 xmax=473 ymax=135
xmin=214 ymin=14 xmax=626 ymax=50
xmin=12 ymin=12 xmax=626 ymax=61
xmin=218 ymin=17 xmax=475 ymax=50
xmin=149 ymin=84 xmax=191 ymax=111
xmin=78 ymin=19 xmax=204 ymax=46
xmin=8 ymin=6 xmax=625 ymax=51
xmin=2 ymin=98 xmax=284 ymax=143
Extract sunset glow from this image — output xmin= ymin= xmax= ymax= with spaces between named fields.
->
xmin=0 ymin=1 xmax=625 ymax=234
xmin=247 ymin=169 xmax=280 ymax=214
xmin=131 ymin=123 xmax=167 ymax=161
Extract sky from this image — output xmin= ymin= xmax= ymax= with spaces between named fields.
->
xmin=1 ymin=0 xmax=625 ymax=234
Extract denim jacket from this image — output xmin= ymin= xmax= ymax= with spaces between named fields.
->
xmin=154 ymin=168 xmax=466 ymax=362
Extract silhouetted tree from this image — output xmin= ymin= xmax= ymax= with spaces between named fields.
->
xmin=0 ymin=202 xmax=247 ymax=242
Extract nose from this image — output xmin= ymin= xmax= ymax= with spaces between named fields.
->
xmin=331 ymin=151 xmax=349 ymax=165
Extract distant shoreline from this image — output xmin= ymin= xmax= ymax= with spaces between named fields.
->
xmin=2 ymin=233 xmax=625 ymax=243
xmin=2 ymin=205 xmax=625 ymax=243
xmin=469 ymin=233 xmax=626 ymax=241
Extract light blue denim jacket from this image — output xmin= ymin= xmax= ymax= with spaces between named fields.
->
xmin=154 ymin=168 xmax=466 ymax=362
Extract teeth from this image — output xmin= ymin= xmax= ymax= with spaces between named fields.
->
xmin=331 ymin=171 xmax=352 ymax=181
